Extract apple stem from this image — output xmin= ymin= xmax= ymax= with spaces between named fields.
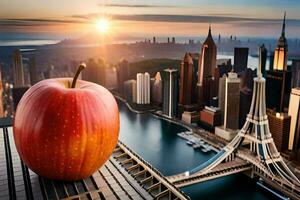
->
xmin=71 ymin=63 xmax=86 ymax=88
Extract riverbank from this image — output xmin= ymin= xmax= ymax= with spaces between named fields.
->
xmin=114 ymin=94 xmax=157 ymax=114
xmin=151 ymin=111 xmax=225 ymax=151
xmin=114 ymin=93 xmax=226 ymax=152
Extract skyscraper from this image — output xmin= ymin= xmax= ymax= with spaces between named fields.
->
xmin=233 ymin=47 xmax=249 ymax=73
xmin=224 ymin=72 xmax=240 ymax=130
xmin=116 ymin=59 xmax=129 ymax=96
xmin=162 ymin=69 xmax=179 ymax=118
xmin=198 ymin=25 xmax=217 ymax=107
xmin=20 ymin=49 xmax=37 ymax=86
xmin=267 ymin=111 xmax=291 ymax=152
xmin=292 ymin=60 xmax=300 ymax=87
xmin=0 ymin=70 xmax=5 ymax=117
xmin=259 ymin=44 xmax=267 ymax=77
xmin=12 ymin=49 xmax=30 ymax=110
xmin=124 ymin=80 xmax=137 ymax=103
xmin=239 ymin=68 xmax=255 ymax=128
xmin=273 ymin=12 xmax=288 ymax=71
xmin=269 ymin=52 xmax=274 ymax=71
xmin=29 ymin=56 xmax=37 ymax=85
xmin=218 ymin=75 xmax=226 ymax=123
xmin=179 ymin=53 xmax=197 ymax=111
xmin=151 ymin=72 xmax=162 ymax=105
xmin=136 ymin=72 xmax=150 ymax=104
xmin=215 ymin=72 xmax=240 ymax=140
xmin=266 ymin=12 xmax=291 ymax=112
xmin=12 ymin=49 xmax=25 ymax=88
xmin=288 ymin=88 xmax=300 ymax=156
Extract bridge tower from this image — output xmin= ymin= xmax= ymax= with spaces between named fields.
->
xmin=227 ymin=44 xmax=300 ymax=186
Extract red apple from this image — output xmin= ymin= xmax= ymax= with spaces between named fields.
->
xmin=13 ymin=64 xmax=119 ymax=181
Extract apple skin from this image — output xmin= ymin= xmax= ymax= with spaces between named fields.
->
xmin=13 ymin=78 xmax=119 ymax=181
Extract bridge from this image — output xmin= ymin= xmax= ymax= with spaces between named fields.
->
xmin=114 ymin=141 xmax=190 ymax=200
xmin=168 ymin=158 xmax=252 ymax=187
xmin=167 ymin=58 xmax=300 ymax=200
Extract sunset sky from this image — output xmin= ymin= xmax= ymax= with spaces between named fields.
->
xmin=1 ymin=0 xmax=300 ymax=39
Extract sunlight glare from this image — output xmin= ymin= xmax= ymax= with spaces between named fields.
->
xmin=95 ymin=18 xmax=110 ymax=33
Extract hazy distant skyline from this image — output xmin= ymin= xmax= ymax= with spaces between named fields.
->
xmin=1 ymin=0 xmax=300 ymax=39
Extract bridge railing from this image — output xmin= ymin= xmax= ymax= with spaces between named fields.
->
xmin=118 ymin=140 xmax=191 ymax=199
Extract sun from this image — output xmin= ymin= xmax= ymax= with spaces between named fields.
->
xmin=95 ymin=18 xmax=110 ymax=33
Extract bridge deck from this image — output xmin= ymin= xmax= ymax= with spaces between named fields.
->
xmin=167 ymin=158 xmax=252 ymax=187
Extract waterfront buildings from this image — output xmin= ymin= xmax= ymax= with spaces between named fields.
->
xmin=182 ymin=111 xmax=200 ymax=124
xmin=12 ymin=49 xmax=25 ymax=88
xmin=233 ymin=47 xmax=249 ymax=74
xmin=197 ymin=26 xmax=217 ymax=107
xmin=266 ymin=13 xmax=291 ymax=112
xmin=124 ymin=80 xmax=137 ymax=103
xmin=136 ymin=72 xmax=150 ymax=104
xmin=200 ymin=106 xmax=221 ymax=128
xmin=215 ymin=72 xmax=240 ymax=140
xmin=288 ymin=88 xmax=300 ymax=158
xmin=162 ymin=69 xmax=179 ymax=118
xmin=116 ymin=59 xmax=129 ymax=96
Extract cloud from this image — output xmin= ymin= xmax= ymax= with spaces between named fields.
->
xmin=1 ymin=14 xmax=300 ymax=31
xmin=71 ymin=13 xmax=300 ymax=25
xmin=99 ymin=4 xmax=176 ymax=8
xmin=1 ymin=18 xmax=84 ymax=24
xmin=0 ymin=18 xmax=86 ymax=29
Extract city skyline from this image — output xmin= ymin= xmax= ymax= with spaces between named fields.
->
xmin=1 ymin=0 xmax=300 ymax=39
xmin=2 ymin=1 xmax=300 ymax=200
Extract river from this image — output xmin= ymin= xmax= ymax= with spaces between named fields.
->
xmin=117 ymin=101 xmax=276 ymax=200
